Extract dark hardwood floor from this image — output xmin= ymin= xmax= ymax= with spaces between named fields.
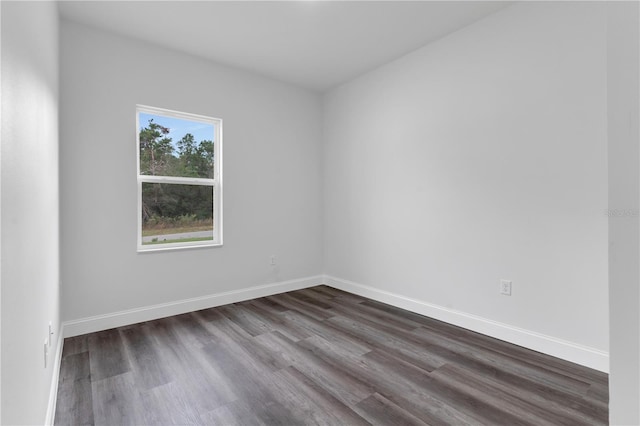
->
xmin=54 ymin=285 xmax=608 ymax=425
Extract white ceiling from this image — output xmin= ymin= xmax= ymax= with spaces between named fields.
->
xmin=58 ymin=1 xmax=512 ymax=92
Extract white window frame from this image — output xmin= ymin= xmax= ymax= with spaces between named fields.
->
xmin=136 ymin=105 xmax=223 ymax=252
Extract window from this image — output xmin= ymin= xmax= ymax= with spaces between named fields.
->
xmin=136 ymin=105 xmax=222 ymax=251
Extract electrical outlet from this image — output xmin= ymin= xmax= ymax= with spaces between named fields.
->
xmin=500 ymin=279 xmax=512 ymax=296
xmin=270 ymin=255 xmax=276 ymax=266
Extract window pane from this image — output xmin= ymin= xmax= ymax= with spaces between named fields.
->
xmin=141 ymin=183 xmax=213 ymax=245
xmin=139 ymin=112 xmax=214 ymax=179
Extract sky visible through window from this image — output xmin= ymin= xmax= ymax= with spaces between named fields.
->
xmin=139 ymin=112 xmax=215 ymax=151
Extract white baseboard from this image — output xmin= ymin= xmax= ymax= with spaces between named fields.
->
xmin=323 ymin=275 xmax=609 ymax=373
xmin=60 ymin=273 xmax=609 ymax=372
xmin=63 ymin=275 xmax=323 ymax=338
xmin=44 ymin=323 xmax=65 ymax=426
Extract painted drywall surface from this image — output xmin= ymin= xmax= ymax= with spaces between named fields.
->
xmin=1 ymin=2 xmax=61 ymax=424
xmin=323 ymin=2 xmax=608 ymax=352
xmin=607 ymin=2 xmax=640 ymax=424
xmin=60 ymin=21 xmax=323 ymax=321
xmin=1 ymin=4 xmax=3 ymax=422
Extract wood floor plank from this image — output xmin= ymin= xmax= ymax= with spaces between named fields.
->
xmin=286 ymin=290 xmax=334 ymax=310
xmin=359 ymin=298 xmax=437 ymax=325
xmin=363 ymin=296 xmax=609 ymax=389
xmin=198 ymin=337 xmax=291 ymax=417
xmin=417 ymin=319 xmax=608 ymax=388
xmin=199 ymin=311 xmax=291 ymax=373
xmin=60 ymin=335 xmax=88 ymax=358
xmin=139 ymin=381 xmax=201 ymax=425
xmin=54 ymin=376 xmax=93 ymax=426
xmin=299 ymin=335 xmax=479 ymax=425
xmin=217 ymin=304 xmax=273 ymax=337
xmin=251 ymin=296 xmax=290 ymax=314
xmin=278 ymin=366 xmax=371 ymax=425
xmin=268 ymin=366 xmax=371 ymax=425
xmin=87 ymin=328 xmax=130 ymax=381
xmin=59 ymin=351 xmax=91 ymax=383
xmin=255 ymin=331 xmax=375 ymax=407
xmin=91 ymin=373 xmax=146 ymax=426
xmin=270 ymin=293 xmax=336 ymax=321
xmin=410 ymin=326 xmax=596 ymax=399
xmin=315 ymin=285 xmax=368 ymax=303
xmin=279 ymin=309 xmax=372 ymax=356
xmin=55 ymin=286 xmax=608 ymax=425
xmin=120 ymin=324 xmax=172 ymax=391
xmin=407 ymin=327 xmax=608 ymax=423
xmin=146 ymin=317 xmax=238 ymax=414
xmin=55 ymin=345 xmax=93 ymax=425
xmin=200 ymin=399 xmax=277 ymax=426
xmin=243 ymin=300 xmax=311 ymax=341
xmin=167 ymin=312 xmax=218 ymax=348
xmin=354 ymin=393 xmax=428 ymax=426
xmin=294 ymin=287 xmax=336 ymax=302
xmin=333 ymin=299 xmax=425 ymax=332
xmin=432 ymin=363 xmax=603 ymax=425
xmin=326 ymin=314 xmax=447 ymax=372
xmin=586 ymin=382 xmax=609 ymax=404
xmin=422 ymin=366 xmax=539 ymax=426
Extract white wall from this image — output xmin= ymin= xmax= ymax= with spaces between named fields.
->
xmin=60 ymin=21 xmax=323 ymax=323
xmin=323 ymin=2 xmax=609 ymax=368
xmin=1 ymin=4 xmax=3 ymax=422
xmin=1 ymin=2 xmax=61 ymax=424
xmin=607 ymin=2 xmax=640 ymax=424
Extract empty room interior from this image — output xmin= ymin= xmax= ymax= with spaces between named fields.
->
xmin=1 ymin=0 xmax=639 ymax=424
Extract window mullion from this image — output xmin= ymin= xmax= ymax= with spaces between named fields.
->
xmin=138 ymin=175 xmax=215 ymax=186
